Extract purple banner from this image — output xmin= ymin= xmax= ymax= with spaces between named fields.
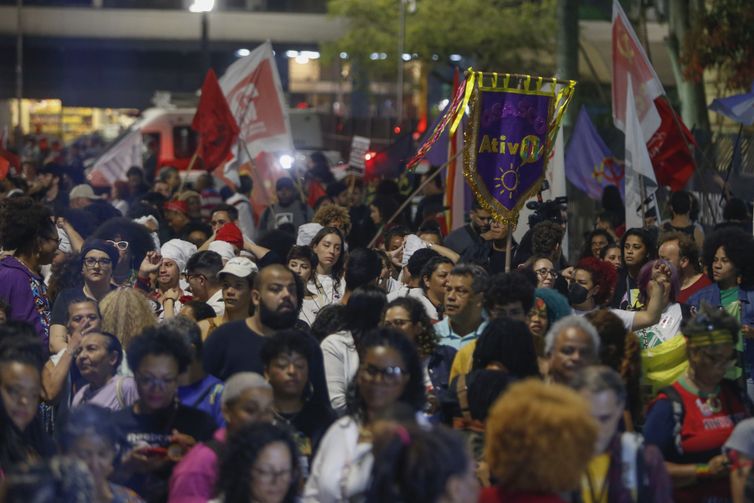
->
xmin=471 ymin=89 xmax=552 ymax=213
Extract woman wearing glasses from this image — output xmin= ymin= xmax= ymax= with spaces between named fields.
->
xmin=92 ymin=217 xmax=156 ymax=286
xmin=211 ymin=422 xmax=301 ymax=503
xmin=529 ymin=255 xmax=559 ymax=289
xmin=49 ymin=239 xmax=119 ymax=354
xmin=112 ymin=324 xmax=217 ymax=502
xmin=0 ymin=197 xmax=59 ymax=349
xmin=644 ymin=306 xmax=747 ymax=503
xmin=383 ymin=296 xmax=456 ymax=416
xmin=304 ymin=327 xmax=425 ymax=502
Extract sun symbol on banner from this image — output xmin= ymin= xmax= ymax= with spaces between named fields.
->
xmin=592 ymin=157 xmax=625 ymax=185
xmin=494 ymin=163 xmax=519 ymax=199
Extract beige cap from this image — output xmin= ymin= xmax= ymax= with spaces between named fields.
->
xmin=69 ymin=184 xmax=103 ymax=200
xmin=218 ymin=256 xmax=258 ymax=279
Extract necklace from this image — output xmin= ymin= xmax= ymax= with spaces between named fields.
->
xmin=680 ymin=374 xmax=722 ymax=414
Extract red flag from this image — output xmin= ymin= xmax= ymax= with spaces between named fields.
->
xmin=0 ymin=156 xmax=9 ymax=181
xmin=647 ymin=98 xmax=696 ymax=190
xmin=192 ymin=69 xmax=240 ymax=171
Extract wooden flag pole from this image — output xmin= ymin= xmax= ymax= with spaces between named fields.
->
xmin=504 ymin=222 xmax=513 ymax=273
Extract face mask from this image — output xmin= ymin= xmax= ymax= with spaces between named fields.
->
xmin=568 ymin=283 xmax=590 ymax=306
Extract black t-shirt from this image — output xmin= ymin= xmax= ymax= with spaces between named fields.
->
xmin=113 ymin=403 xmax=216 ymax=502
xmin=51 ymin=285 xmax=116 ymax=326
xmin=275 ymin=402 xmax=336 ymax=478
xmin=202 ymin=320 xmax=267 ymax=380
xmin=202 ymin=319 xmax=331 ymax=412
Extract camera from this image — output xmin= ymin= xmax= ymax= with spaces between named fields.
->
xmin=526 ymin=196 xmax=568 ymax=228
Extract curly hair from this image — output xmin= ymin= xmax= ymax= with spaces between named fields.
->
xmin=484 ymin=379 xmax=597 ymax=493
xmin=47 ymin=253 xmax=85 ymax=305
xmin=91 ymin=217 xmax=156 ymax=271
xmin=531 ymin=221 xmax=564 ymax=257
xmin=683 ymin=303 xmax=740 ymax=346
xmin=472 ymin=318 xmax=540 ymax=377
xmin=310 ymin=304 xmax=348 ymax=343
xmin=384 ymin=296 xmax=438 ymax=357
xmin=126 ymin=324 xmax=192 ymax=374
xmin=313 ymin=204 xmax=351 ymax=234
xmin=99 ymin=288 xmax=157 ymax=350
xmin=347 ymin=328 xmax=425 ymax=419
xmin=483 ymin=271 xmax=535 ymax=313
xmin=215 ymin=422 xmax=300 ymax=503
xmin=620 ymin=227 xmax=657 ymax=267
xmin=575 ymin=257 xmax=617 ymax=307
xmin=702 ymin=227 xmax=754 ymax=288
xmin=0 ymin=197 xmax=55 ymax=255
xmin=366 ymin=424 xmax=469 ymax=503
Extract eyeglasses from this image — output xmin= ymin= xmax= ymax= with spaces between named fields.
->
xmin=252 ymin=466 xmax=292 ymax=484
xmin=384 ymin=318 xmax=412 ymax=329
xmin=106 ymin=240 xmax=129 ymax=251
xmin=135 ymin=373 xmax=178 ymax=390
xmin=360 ymin=364 xmax=408 ymax=384
xmin=534 ymin=268 xmax=559 ymax=279
xmin=83 ymin=257 xmax=113 ymax=268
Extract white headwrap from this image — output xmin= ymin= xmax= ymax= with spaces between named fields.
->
xmin=297 ymin=222 xmax=323 ymax=247
xmin=160 ymin=239 xmax=197 ymax=273
xmin=208 ymin=241 xmax=236 ymax=263
xmin=401 ymin=234 xmax=429 ymax=267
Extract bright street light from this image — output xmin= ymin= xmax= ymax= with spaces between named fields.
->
xmin=188 ymin=0 xmax=214 ymax=13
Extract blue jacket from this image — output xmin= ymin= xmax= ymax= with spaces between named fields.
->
xmin=688 ymin=283 xmax=754 ymax=376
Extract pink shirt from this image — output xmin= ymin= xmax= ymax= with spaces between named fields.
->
xmin=168 ymin=428 xmax=225 ymax=503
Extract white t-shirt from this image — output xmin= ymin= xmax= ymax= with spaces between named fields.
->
xmin=634 ymin=302 xmax=683 ymax=350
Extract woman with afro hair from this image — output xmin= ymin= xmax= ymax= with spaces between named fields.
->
xmin=0 ymin=197 xmax=59 ymax=350
xmin=688 ymin=226 xmax=754 ymax=386
xmin=91 ymin=217 xmax=156 ymax=286
xmin=569 ymin=257 xmax=671 ymax=333
xmin=480 ymin=379 xmax=597 ymax=502
xmin=112 ymin=324 xmax=216 ymax=501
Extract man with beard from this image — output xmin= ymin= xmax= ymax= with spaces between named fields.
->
xmin=201 ymin=265 xmax=328 ymax=411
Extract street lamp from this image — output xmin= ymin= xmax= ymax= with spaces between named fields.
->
xmin=188 ymin=0 xmax=215 ymax=72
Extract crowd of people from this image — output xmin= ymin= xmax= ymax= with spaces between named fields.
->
xmin=0 ymin=151 xmax=754 ymax=503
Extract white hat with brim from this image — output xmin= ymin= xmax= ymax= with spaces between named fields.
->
xmin=218 ymin=256 xmax=258 ymax=279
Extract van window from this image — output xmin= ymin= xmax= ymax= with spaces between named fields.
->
xmin=173 ymin=126 xmax=197 ymax=159
xmin=143 ymin=132 xmax=161 ymax=155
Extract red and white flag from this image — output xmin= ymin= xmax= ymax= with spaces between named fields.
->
xmin=612 ymin=0 xmax=663 ymax=138
xmin=219 ymin=40 xmax=293 ymax=158
xmin=612 ymin=0 xmax=695 ymax=191
xmin=88 ymin=129 xmax=143 ymax=187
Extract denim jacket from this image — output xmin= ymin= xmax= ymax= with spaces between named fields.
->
xmin=688 ymin=284 xmax=754 ymax=376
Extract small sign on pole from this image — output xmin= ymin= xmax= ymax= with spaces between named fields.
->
xmin=349 ymin=135 xmax=370 ymax=172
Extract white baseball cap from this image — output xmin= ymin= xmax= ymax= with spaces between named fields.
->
xmin=218 ymin=256 xmax=258 ymax=279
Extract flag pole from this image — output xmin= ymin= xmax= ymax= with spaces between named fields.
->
xmin=504 ymin=223 xmax=513 ymax=272
xmin=179 ymin=151 xmax=200 ymax=192
xmin=367 ymin=149 xmax=462 ymax=249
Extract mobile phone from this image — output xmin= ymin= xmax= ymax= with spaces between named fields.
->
xmin=138 ymin=446 xmax=168 ymax=458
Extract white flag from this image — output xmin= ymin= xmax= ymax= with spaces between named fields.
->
xmin=87 ymin=129 xmax=143 ymax=187
xmin=612 ymin=0 xmax=663 ymax=140
xmin=219 ymin=41 xmax=293 ymax=159
xmin=624 ymin=76 xmax=657 ymax=230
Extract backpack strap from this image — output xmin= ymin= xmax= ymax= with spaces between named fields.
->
xmin=115 ymin=376 xmax=125 ymax=409
xmin=203 ymin=438 xmax=224 ymax=457
xmin=658 ymin=385 xmax=685 ymax=456
xmin=191 ymin=381 xmax=220 ymax=409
